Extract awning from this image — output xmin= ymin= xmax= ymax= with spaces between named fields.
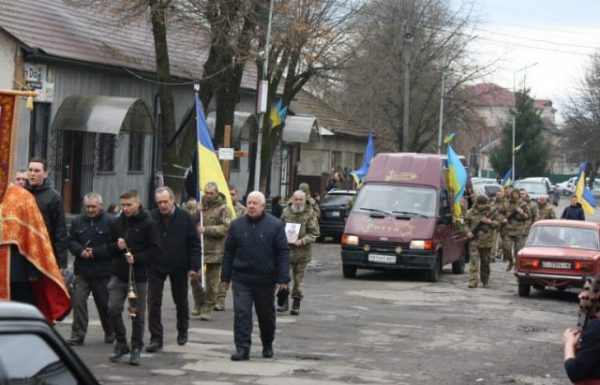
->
xmin=282 ymin=116 xmax=320 ymax=143
xmin=51 ymin=95 xmax=155 ymax=135
xmin=206 ymin=111 xmax=257 ymax=141
xmin=319 ymin=126 xmax=334 ymax=136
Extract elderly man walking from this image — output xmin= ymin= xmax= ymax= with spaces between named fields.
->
xmin=147 ymin=187 xmax=201 ymax=353
xmin=67 ymin=192 xmax=114 ymax=346
xmin=191 ymin=182 xmax=232 ymax=321
xmin=537 ymin=194 xmax=557 ymax=220
xmin=221 ymin=191 xmax=290 ymax=361
xmin=279 ymin=190 xmax=320 ymax=315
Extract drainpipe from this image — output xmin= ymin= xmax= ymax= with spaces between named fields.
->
xmin=149 ymin=92 xmax=160 ymax=208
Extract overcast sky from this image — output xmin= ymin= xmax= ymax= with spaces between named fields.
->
xmin=463 ymin=0 xmax=600 ymax=123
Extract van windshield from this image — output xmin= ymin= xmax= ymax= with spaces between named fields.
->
xmin=353 ymin=184 xmax=437 ymax=218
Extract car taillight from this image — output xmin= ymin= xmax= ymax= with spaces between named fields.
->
xmin=520 ymin=258 xmax=539 ymax=268
xmin=574 ymin=261 xmax=593 ymax=270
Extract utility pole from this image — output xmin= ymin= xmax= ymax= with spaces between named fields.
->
xmin=402 ymin=33 xmax=413 ymax=152
xmin=254 ymin=0 xmax=275 ymax=191
xmin=437 ymin=64 xmax=447 ymax=154
xmin=512 ymin=62 xmax=538 ymax=181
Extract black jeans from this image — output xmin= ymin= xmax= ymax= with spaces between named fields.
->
xmin=71 ymin=275 xmax=113 ymax=340
xmin=107 ymin=275 xmax=147 ymax=350
xmin=232 ymin=280 xmax=276 ymax=352
xmin=147 ymin=271 xmax=189 ymax=344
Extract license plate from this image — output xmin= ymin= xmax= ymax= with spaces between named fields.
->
xmin=329 ymin=211 xmax=340 ymax=217
xmin=368 ymin=254 xmax=396 ymax=264
xmin=541 ymin=261 xmax=572 ymax=269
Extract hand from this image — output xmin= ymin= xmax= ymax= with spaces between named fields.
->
xmin=80 ymin=249 xmax=90 ymax=259
xmin=60 ymin=268 xmax=65 ymax=275
xmin=502 ymin=218 xmax=508 ymax=224
xmin=197 ymin=203 xmax=203 ymax=212
xmin=85 ymin=248 xmax=94 ymax=259
xmin=198 ymin=226 xmax=205 ymax=234
xmin=222 ymin=282 xmax=231 ymax=291
xmin=482 ymin=217 xmax=491 ymax=224
xmin=563 ymin=328 xmax=580 ymax=347
xmin=125 ymin=252 xmax=134 ymax=265
xmin=467 ymin=232 xmax=474 ymax=239
xmin=295 ymin=239 xmax=303 ymax=247
xmin=117 ymin=238 xmax=127 ymax=250
xmin=188 ymin=270 xmax=198 ymax=278
xmin=517 ymin=208 xmax=523 ymax=215
xmin=277 ymin=283 xmax=288 ymax=292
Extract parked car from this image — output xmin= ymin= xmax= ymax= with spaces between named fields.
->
xmin=0 ymin=302 xmax=100 ymax=384
xmin=556 ymin=177 xmax=576 ymax=195
xmin=513 ymin=177 xmax=559 ymax=205
xmin=474 ymin=182 xmax=502 ymax=198
xmin=515 ymin=219 xmax=600 ymax=297
xmin=318 ymin=189 xmax=356 ymax=242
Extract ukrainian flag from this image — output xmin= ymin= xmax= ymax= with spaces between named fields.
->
xmin=501 ymin=168 xmax=512 ymax=191
xmin=443 ymin=131 xmax=456 ymax=144
xmin=574 ymin=161 xmax=596 ymax=215
xmin=514 ymin=142 xmax=524 ymax=153
xmin=350 ymin=131 xmax=374 ymax=188
xmin=447 ymin=144 xmax=467 ymax=220
xmin=269 ymin=98 xmax=288 ymax=128
xmin=195 ymin=95 xmax=236 ymax=219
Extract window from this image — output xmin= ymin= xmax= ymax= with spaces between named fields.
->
xmin=331 ymin=151 xmax=342 ymax=171
xmin=128 ymin=132 xmax=145 ymax=172
xmin=98 ymin=134 xmax=115 ymax=172
xmin=29 ymin=102 xmax=50 ymax=159
xmin=353 ymin=184 xmax=437 ymax=217
xmin=0 ymin=334 xmax=78 ymax=384
xmin=354 ymin=152 xmax=364 ymax=169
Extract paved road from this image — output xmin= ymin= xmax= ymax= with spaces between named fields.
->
xmin=55 ymin=198 xmax=584 ymax=385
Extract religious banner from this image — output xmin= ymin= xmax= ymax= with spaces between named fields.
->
xmin=0 ymin=92 xmax=18 ymax=204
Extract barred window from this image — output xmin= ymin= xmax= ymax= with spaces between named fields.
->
xmin=128 ymin=133 xmax=145 ymax=172
xmin=98 ymin=134 xmax=115 ymax=172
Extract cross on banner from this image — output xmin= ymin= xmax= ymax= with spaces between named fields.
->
xmin=217 ymin=125 xmax=248 ymax=183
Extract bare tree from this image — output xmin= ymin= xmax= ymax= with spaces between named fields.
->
xmin=561 ymin=52 xmax=600 ymax=185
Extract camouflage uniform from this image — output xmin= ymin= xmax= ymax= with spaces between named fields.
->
xmin=537 ymin=201 xmax=556 ymax=220
xmin=190 ymin=193 xmax=232 ymax=320
xmin=498 ymin=198 xmax=530 ymax=271
xmin=214 ymin=200 xmax=246 ymax=311
xmin=523 ymin=197 xmax=539 ymax=236
xmin=489 ymin=198 xmax=504 ymax=259
xmin=280 ymin=202 xmax=320 ymax=314
xmin=465 ymin=203 xmax=500 ymax=288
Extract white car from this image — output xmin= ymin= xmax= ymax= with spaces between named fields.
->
xmin=556 ymin=177 xmax=576 ymax=195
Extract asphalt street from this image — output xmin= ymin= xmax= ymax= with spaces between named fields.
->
xmin=55 ymin=196 xmax=583 ymax=385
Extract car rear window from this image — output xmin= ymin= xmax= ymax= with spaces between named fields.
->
xmin=321 ymin=194 xmax=354 ymax=207
xmin=527 ymin=226 xmax=599 ymax=250
xmin=514 ymin=182 xmax=548 ymax=194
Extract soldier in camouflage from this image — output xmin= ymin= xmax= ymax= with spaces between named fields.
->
xmin=520 ymin=189 xmax=539 ymax=237
xmin=537 ymin=194 xmax=557 ymax=220
xmin=191 ymin=182 xmax=232 ymax=321
xmin=279 ymin=190 xmax=320 ymax=315
xmin=212 ymin=185 xmax=246 ymax=312
xmin=490 ymin=190 xmax=505 ymax=261
xmin=498 ymin=189 xmax=531 ymax=272
xmin=465 ymin=195 xmax=500 ymax=288
xmin=299 ymin=182 xmax=321 ymax=220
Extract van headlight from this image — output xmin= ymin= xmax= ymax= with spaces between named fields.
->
xmin=410 ymin=240 xmax=433 ymax=250
xmin=342 ymin=234 xmax=359 ymax=245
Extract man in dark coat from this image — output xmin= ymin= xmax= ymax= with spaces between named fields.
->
xmin=147 ymin=187 xmax=201 ymax=353
xmin=24 ymin=157 xmax=68 ymax=270
xmin=561 ymin=196 xmax=586 ymax=221
xmin=221 ymin=191 xmax=290 ymax=361
xmin=67 ymin=192 xmax=114 ymax=346
xmin=107 ymin=189 xmax=161 ymax=366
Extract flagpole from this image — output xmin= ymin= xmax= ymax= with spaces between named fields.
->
xmin=194 ymin=83 xmax=206 ymax=290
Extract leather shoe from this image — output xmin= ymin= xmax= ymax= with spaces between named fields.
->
xmin=129 ymin=348 xmax=141 ymax=366
xmin=67 ymin=336 xmax=84 ymax=346
xmin=146 ymin=341 xmax=162 ymax=353
xmin=262 ymin=346 xmax=274 ymax=358
xmin=177 ymin=330 xmax=188 ymax=346
xmin=109 ymin=342 xmax=130 ymax=362
xmin=230 ymin=348 xmax=249 ymax=361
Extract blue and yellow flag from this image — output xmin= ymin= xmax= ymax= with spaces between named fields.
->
xmin=443 ymin=131 xmax=456 ymax=144
xmin=269 ymin=98 xmax=288 ymax=128
xmin=350 ymin=131 xmax=374 ymax=188
xmin=574 ymin=161 xmax=596 ymax=215
xmin=447 ymin=144 xmax=467 ymax=220
xmin=514 ymin=142 xmax=524 ymax=153
xmin=501 ymin=168 xmax=512 ymax=191
xmin=195 ymin=95 xmax=236 ymax=219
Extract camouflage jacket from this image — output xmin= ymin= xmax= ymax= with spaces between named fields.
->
xmin=201 ymin=193 xmax=232 ymax=263
xmin=465 ymin=204 xmax=500 ymax=248
xmin=537 ymin=202 xmax=556 ymax=220
xmin=280 ymin=203 xmax=320 ymax=263
xmin=524 ymin=198 xmax=539 ymax=234
xmin=233 ymin=201 xmax=247 ymax=217
xmin=498 ymin=198 xmax=531 ymax=236
xmin=308 ymin=197 xmax=321 ymax=219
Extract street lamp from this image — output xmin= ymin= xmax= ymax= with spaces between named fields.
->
xmin=437 ymin=57 xmax=450 ymax=154
xmin=512 ymin=62 xmax=538 ymax=181
xmin=402 ymin=33 xmax=413 ymax=152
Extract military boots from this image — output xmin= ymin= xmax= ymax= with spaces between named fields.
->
xmin=214 ymin=297 xmax=225 ymax=311
xmin=200 ymin=307 xmax=212 ymax=321
xmin=191 ymin=304 xmax=201 ymax=316
xmin=290 ymin=298 xmax=301 ymax=315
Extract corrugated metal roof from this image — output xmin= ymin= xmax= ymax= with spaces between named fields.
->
xmin=0 ymin=0 xmax=259 ymax=88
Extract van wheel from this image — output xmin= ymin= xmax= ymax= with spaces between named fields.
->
xmin=452 ymin=252 xmax=466 ymax=274
xmin=343 ymin=264 xmax=357 ymax=278
xmin=425 ymin=254 xmax=442 ymax=282
xmin=518 ymin=283 xmax=531 ymax=297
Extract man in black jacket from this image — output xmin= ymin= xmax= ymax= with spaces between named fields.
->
xmin=66 ymin=192 xmax=114 ymax=346
xmin=561 ymin=196 xmax=586 ymax=221
xmin=221 ymin=191 xmax=290 ymax=361
xmin=107 ymin=189 xmax=161 ymax=366
xmin=147 ymin=187 xmax=201 ymax=353
xmin=24 ymin=157 xmax=68 ymax=270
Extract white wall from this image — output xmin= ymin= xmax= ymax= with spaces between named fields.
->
xmin=0 ymin=32 xmax=17 ymax=89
